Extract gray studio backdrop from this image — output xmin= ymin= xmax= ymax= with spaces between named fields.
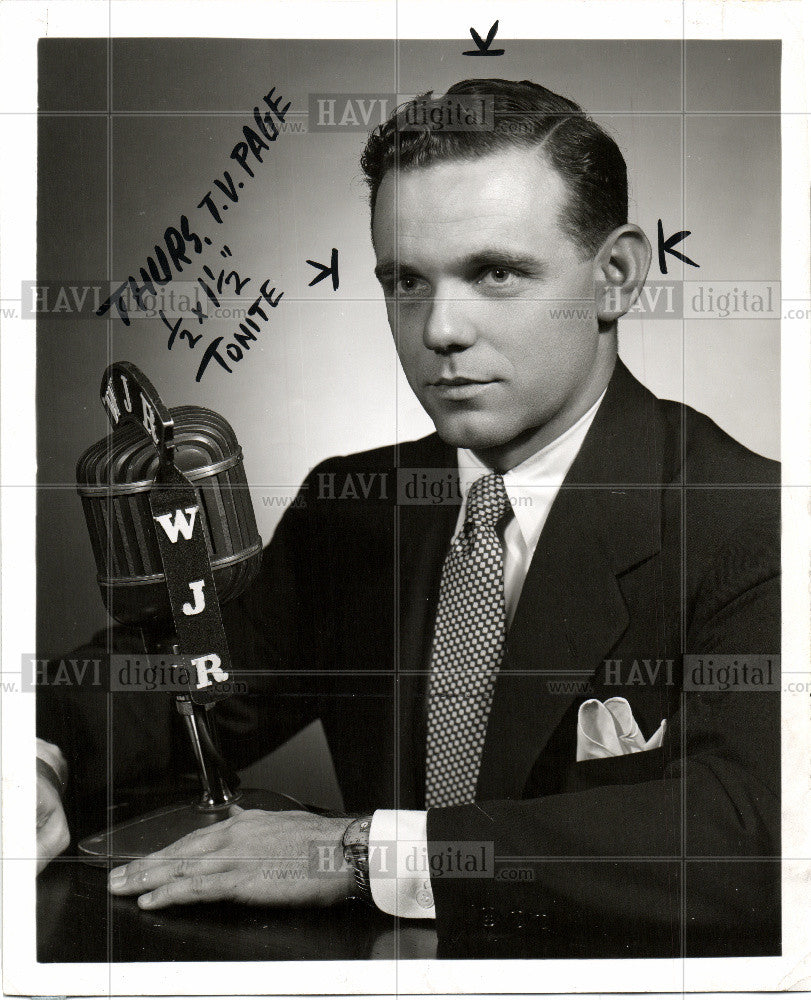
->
xmin=38 ymin=38 xmax=780 ymax=663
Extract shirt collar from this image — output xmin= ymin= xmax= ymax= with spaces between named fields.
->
xmin=456 ymin=390 xmax=606 ymax=550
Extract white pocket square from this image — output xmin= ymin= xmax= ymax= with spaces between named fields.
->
xmin=576 ymin=697 xmax=666 ymax=762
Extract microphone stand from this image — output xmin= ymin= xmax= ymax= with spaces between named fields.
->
xmin=78 ymin=630 xmax=310 ymax=866
xmin=154 ymin=630 xmax=241 ymax=811
xmin=176 ymin=695 xmax=238 ymax=810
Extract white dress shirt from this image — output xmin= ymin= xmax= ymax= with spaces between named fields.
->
xmin=370 ymin=392 xmax=606 ymax=918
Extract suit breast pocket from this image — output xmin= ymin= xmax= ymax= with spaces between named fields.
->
xmin=563 ymin=746 xmax=668 ymax=794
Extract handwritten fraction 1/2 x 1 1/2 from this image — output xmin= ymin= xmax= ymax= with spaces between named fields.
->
xmin=96 ymin=86 xmax=291 ymax=383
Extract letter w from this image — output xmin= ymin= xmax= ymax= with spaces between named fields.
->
xmin=153 ymin=506 xmax=199 ymax=543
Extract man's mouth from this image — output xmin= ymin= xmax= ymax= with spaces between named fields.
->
xmin=431 ymin=376 xmax=494 ymax=386
xmin=428 ymin=376 xmax=498 ymax=399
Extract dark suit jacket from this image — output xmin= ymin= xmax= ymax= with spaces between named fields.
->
xmin=40 ymin=360 xmax=780 ymax=959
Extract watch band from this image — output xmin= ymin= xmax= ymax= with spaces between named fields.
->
xmin=341 ymin=815 xmax=374 ymax=905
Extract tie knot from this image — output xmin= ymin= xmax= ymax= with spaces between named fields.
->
xmin=464 ymin=473 xmax=511 ymax=531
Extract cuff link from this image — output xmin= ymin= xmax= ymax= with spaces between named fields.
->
xmin=416 ymin=880 xmax=434 ymax=909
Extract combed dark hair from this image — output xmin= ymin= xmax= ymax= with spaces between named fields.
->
xmin=361 ymin=78 xmax=628 ymax=257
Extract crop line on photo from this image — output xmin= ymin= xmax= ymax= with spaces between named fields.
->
xmin=29 ymin=476 xmax=793 ymax=489
xmin=26 ymin=109 xmax=795 ymax=117
xmin=495 ymin=854 xmax=785 ymax=863
xmin=24 ymin=668 xmax=801 ymax=681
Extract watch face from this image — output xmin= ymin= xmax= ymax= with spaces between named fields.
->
xmin=342 ymin=817 xmax=372 ymax=857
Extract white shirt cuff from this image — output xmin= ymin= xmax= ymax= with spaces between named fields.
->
xmin=369 ymin=809 xmax=436 ymax=919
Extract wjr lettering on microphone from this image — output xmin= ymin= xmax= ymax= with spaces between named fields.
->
xmin=98 ymin=362 xmax=239 ymax=703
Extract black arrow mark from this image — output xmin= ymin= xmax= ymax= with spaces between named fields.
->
xmin=657 ymin=220 xmax=699 ymax=274
xmin=306 ymin=247 xmax=339 ymax=290
xmin=463 ymin=19 xmax=504 ymax=56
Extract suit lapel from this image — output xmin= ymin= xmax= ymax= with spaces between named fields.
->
xmin=475 ymin=361 xmax=665 ymax=800
xmin=474 ymin=489 xmax=629 ymax=799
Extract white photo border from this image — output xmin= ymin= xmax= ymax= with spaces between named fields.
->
xmin=1 ymin=0 xmax=809 ymax=995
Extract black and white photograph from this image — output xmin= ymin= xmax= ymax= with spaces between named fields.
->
xmin=1 ymin=1 xmax=810 ymax=995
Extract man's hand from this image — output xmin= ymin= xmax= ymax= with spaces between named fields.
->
xmin=36 ymin=753 xmax=70 ymax=873
xmin=108 ymin=807 xmax=356 ymax=909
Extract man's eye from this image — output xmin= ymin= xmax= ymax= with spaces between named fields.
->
xmin=478 ymin=266 xmax=518 ymax=288
xmin=395 ymin=276 xmax=427 ymax=297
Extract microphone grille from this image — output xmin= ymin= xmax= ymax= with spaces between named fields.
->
xmin=77 ymin=405 xmax=262 ymax=626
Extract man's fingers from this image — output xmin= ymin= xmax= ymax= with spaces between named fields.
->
xmin=109 ymin=854 xmax=232 ymax=895
xmin=137 ymin=870 xmax=239 ymax=909
xmin=108 ymin=823 xmax=231 ymax=892
xmin=37 ymin=821 xmax=69 ymax=872
xmin=37 ymin=779 xmax=62 ymax=827
xmin=36 ymin=807 xmax=70 ymax=873
xmin=38 ymin=813 xmax=70 ymax=856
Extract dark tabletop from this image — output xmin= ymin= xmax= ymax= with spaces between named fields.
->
xmin=38 ymin=856 xmax=438 ymax=962
xmin=38 ymin=785 xmax=437 ymax=963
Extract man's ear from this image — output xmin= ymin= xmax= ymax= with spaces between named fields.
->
xmin=593 ymin=224 xmax=652 ymax=324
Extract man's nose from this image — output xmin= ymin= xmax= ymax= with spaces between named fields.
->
xmin=422 ymin=290 xmax=477 ymax=354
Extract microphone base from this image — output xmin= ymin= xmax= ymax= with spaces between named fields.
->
xmin=77 ymin=788 xmax=310 ymax=866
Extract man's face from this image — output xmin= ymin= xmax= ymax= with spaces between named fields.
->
xmin=372 ymin=147 xmax=606 ymax=469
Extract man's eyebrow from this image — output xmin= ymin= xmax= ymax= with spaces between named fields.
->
xmin=460 ymin=249 xmax=545 ymax=272
xmin=373 ymin=261 xmax=399 ymax=282
xmin=374 ymin=249 xmax=544 ymax=283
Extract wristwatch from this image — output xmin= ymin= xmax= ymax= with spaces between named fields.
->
xmin=341 ymin=814 xmax=374 ymax=905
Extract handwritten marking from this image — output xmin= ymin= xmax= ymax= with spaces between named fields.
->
xmin=96 ymin=84 xmax=291 ymax=384
xmin=195 ymin=279 xmax=284 ymax=382
xmin=464 ymin=20 xmax=504 ymax=56
xmin=306 ymin=248 xmax=339 ymax=290
xmin=96 ymin=86 xmax=290 ymax=327
xmin=657 ymin=219 xmax=699 ymax=274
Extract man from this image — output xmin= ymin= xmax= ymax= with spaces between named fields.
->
xmin=40 ymin=79 xmax=780 ymax=958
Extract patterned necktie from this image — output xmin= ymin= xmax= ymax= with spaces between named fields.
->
xmin=425 ymin=472 xmax=512 ymax=808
